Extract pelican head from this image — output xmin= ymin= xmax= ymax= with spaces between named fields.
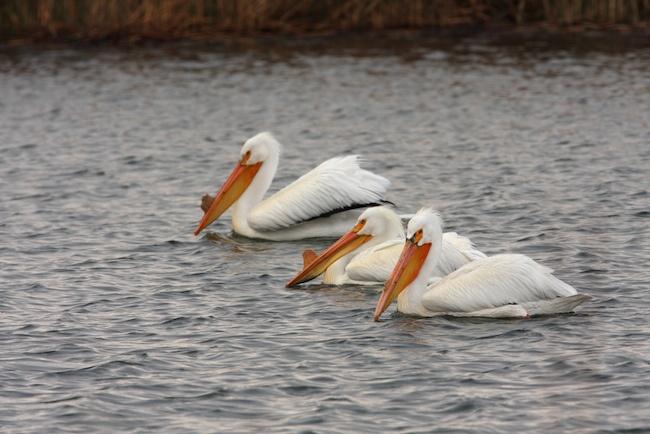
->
xmin=240 ymin=132 xmax=280 ymax=165
xmin=194 ymin=132 xmax=280 ymax=236
xmin=286 ymin=206 xmax=403 ymax=287
xmin=373 ymin=208 xmax=442 ymax=321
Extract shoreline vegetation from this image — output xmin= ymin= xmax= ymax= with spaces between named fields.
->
xmin=1 ymin=0 xmax=649 ymax=44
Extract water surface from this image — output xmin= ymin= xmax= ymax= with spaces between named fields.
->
xmin=1 ymin=34 xmax=649 ymax=433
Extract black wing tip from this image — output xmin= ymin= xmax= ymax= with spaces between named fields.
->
xmin=303 ymin=202 xmax=395 ymax=223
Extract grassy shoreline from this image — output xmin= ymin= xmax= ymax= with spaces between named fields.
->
xmin=1 ymin=0 xmax=649 ymax=44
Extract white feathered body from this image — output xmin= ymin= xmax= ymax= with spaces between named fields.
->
xmin=230 ymin=152 xmax=390 ymax=241
xmin=398 ymin=253 xmax=588 ymax=318
xmin=324 ymin=232 xmax=486 ymax=286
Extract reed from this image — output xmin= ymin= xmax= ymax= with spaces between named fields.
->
xmin=1 ymin=0 xmax=648 ymax=41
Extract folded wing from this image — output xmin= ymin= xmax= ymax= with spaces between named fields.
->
xmin=443 ymin=232 xmax=487 ymax=261
xmin=348 ymin=232 xmax=487 ymax=284
xmin=422 ymin=254 xmax=577 ymax=313
xmin=248 ymin=156 xmax=390 ymax=232
xmin=346 ymin=240 xmax=403 ymax=283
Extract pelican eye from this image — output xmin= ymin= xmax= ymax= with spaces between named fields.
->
xmin=241 ymin=150 xmax=252 ymax=165
xmin=414 ymin=229 xmax=424 ymax=243
xmin=353 ymin=219 xmax=367 ymax=233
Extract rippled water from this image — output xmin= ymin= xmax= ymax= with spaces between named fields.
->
xmin=1 ymin=34 xmax=649 ymax=433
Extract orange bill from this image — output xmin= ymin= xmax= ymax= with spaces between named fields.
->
xmin=194 ymin=161 xmax=262 ymax=236
xmin=373 ymin=240 xmax=431 ymax=321
xmin=286 ymin=229 xmax=372 ymax=287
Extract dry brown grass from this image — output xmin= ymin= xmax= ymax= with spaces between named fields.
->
xmin=1 ymin=0 xmax=648 ymax=41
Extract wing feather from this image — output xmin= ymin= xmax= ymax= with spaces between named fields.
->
xmin=347 ymin=232 xmax=486 ymax=283
xmin=248 ymin=156 xmax=390 ymax=232
xmin=433 ymin=233 xmax=486 ymax=276
xmin=442 ymin=232 xmax=487 ymax=261
xmin=422 ymin=254 xmax=577 ymax=313
xmin=346 ymin=240 xmax=403 ymax=283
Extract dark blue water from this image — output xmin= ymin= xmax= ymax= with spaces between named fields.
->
xmin=1 ymin=35 xmax=649 ymax=433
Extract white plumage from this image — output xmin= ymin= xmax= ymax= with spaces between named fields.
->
xmin=197 ymin=132 xmax=391 ymax=241
xmin=344 ymin=239 xmax=403 ymax=283
xmin=343 ymin=233 xmax=486 ymax=284
xmin=419 ymin=254 xmax=579 ymax=314
xmin=375 ymin=208 xmax=590 ymax=320
xmin=315 ymin=207 xmax=486 ymax=285
xmin=249 ymin=155 xmax=390 ymax=232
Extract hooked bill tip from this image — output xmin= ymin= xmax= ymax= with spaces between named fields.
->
xmin=194 ymin=222 xmax=207 ymax=236
xmin=285 ymin=275 xmax=305 ymax=288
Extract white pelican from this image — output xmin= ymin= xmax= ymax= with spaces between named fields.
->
xmin=286 ymin=206 xmax=486 ymax=287
xmin=194 ymin=132 xmax=391 ymax=240
xmin=374 ymin=208 xmax=590 ymax=321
